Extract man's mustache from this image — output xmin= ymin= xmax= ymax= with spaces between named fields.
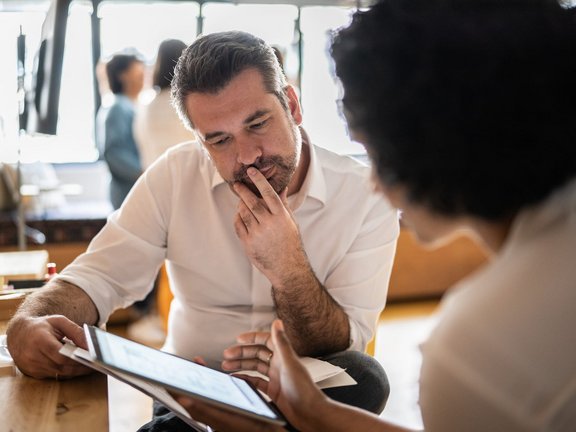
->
xmin=233 ymin=156 xmax=285 ymax=183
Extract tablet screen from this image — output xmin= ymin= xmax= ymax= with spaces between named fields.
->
xmin=85 ymin=325 xmax=283 ymax=425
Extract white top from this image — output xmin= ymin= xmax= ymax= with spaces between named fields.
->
xmin=420 ymin=179 xmax=576 ymax=432
xmin=133 ymin=89 xmax=195 ymax=169
xmin=59 ymin=141 xmax=399 ymax=369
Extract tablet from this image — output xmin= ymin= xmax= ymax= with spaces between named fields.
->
xmin=83 ymin=325 xmax=285 ymax=426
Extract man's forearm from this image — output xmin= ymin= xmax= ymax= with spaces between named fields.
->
xmin=9 ymin=279 xmax=99 ymax=326
xmin=272 ymin=265 xmax=350 ymax=357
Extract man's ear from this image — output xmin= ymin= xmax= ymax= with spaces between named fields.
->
xmin=285 ymin=85 xmax=303 ymax=125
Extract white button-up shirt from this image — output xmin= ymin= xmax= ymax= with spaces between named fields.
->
xmin=59 ymin=141 xmax=399 ymax=369
xmin=133 ymin=89 xmax=195 ymax=169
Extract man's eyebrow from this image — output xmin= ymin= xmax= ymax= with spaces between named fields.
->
xmin=244 ymin=109 xmax=271 ymax=125
xmin=203 ymin=131 xmax=226 ymax=141
xmin=202 ymin=109 xmax=271 ymax=141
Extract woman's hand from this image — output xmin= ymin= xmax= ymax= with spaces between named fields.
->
xmin=258 ymin=320 xmax=328 ymax=430
xmin=223 ymin=320 xmax=328 ymax=430
xmin=175 ymin=320 xmax=328 ymax=431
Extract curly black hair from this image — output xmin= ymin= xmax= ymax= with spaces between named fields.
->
xmin=331 ymin=0 xmax=576 ymax=220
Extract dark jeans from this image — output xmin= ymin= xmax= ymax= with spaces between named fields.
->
xmin=321 ymin=350 xmax=389 ymax=414
xmin=137 ymin=350 xmax=389 ymax=431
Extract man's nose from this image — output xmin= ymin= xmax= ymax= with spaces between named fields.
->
xmin=236 ymin=138 xmax=262 ymax=166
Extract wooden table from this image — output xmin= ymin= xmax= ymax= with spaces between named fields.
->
xmin=0 ymin=321 xmax=109 ymax=431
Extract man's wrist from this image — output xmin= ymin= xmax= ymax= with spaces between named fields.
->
xmin=5 ymin=314 xmax=29 ymax=358
xmin=268 ymin=254 xmax=314 ymax=292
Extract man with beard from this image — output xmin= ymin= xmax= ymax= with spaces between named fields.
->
xmin=7 ymin=31 xmax=398 ymax=430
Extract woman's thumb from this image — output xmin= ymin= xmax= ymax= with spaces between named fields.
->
xmin=271 ymin=319 xmax=293 ymax=359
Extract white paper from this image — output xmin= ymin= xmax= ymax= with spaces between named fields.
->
xmin=235 ymin=356 xmax=357 ymax=390
xmin=300 ymin=357 xmax=357 ymax=389
xmin=0 ymin=335 xmax=12 ymax=363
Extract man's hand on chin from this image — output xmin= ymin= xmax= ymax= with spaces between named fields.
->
xmin=232 ymin=167 xmax=308 ymax=285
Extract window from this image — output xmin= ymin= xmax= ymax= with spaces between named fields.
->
xmin=57 ymin=0 xmax=97 ymax=161
xmin=301 ymin=6 xmax=364 ymax=155
xmin=0 ymin=5 xmax=46 ymax=162
xmin=0 ymin=1 xmax=99 ymax=163
xmin=0 ymin=1 xmax=363 ymax=164
xmin=98 ymin=2 xmax=198 ymax=60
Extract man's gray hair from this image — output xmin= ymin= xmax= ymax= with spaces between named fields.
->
xmin=171 ymin=31 xmax=288 ymax=130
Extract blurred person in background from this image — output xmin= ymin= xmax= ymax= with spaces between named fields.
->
xmin=98 ymin=53 xmax=144 ymax=210
xmin=134 ymin=39 xmax=194 ymax=169
xmin=131 ymin=40 xmax=194 ymax=344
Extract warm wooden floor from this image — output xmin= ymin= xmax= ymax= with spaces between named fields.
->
xmin=108 ymin=374 xmax=154 ymax=431
xmin=108 ymin=300 xmax=440 ymax=431
xmin=376 ymin=300 xmax=439 ymax=430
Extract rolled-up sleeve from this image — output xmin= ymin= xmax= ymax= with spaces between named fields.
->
xmin=330 ymin=198 xmax=399 ymax=351
xmin=57 ymin=159 xmax=170 ymax=325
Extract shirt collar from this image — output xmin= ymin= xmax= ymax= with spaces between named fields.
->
xmin=209 ymin=127 xmax=327 ymax=208
xmin=210 ymin=164 xmax=226 ymax=190
xmin=288 ymin=128 xmax=326 ymax=209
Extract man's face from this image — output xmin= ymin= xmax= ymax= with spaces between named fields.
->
xmin=184 ymin=68 xmax=303 ymax=196
xmin=120 ymin=61 xmax=145 ymax=97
